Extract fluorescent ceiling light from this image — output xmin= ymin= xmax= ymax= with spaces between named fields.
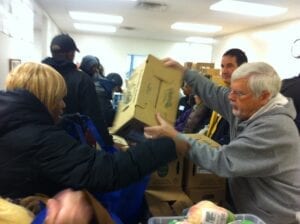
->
xmin=171 ymin=22 xmax=222 ymax=33
xmin=69 ymin=11 xmax=123 ymax=24
xmin=210 ymin=0 xmax=288 ymax=17
xmin=186 ymin=37 xmax=215 ymax=44
xmin=74 ymin=23 xmax=117 ymax=33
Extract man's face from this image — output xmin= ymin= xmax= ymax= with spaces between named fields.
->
xmin=228 ymin=77 xmax=267 ymax=120
xmin=221 ymin=55 xmax=239 ymax=85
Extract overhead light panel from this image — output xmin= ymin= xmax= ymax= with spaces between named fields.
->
xmin=74 ymin=23 xmax=117 ymax=33
xmin=69 ymin=11 xmax=123 ymax=24
xmin=171 ymin=22 xmax=222 ymax=33
xmin=186 ymin=37 xmax=215 ymax=44
xmin=210 ymin=0 xmax=288 ymax=17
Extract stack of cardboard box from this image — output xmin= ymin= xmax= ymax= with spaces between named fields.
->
xmin=145 ymin=155 xmax=194 ymax=216
xmin=184 ymin=61 xmax=225 ymax=86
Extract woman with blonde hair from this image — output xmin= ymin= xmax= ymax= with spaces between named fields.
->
xmin=0 ymin=62 xmax=189 ymax=200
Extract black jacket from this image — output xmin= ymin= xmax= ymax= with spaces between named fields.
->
xmin=42 ymin=57 xmax=114 ymax=146
xmin=281 ymin=74 xmax=300 ymax=132
xmin=0 ymin=90 xmax=177 ymax=198
xmin=93 ymin=75 xmax=116 ymax=126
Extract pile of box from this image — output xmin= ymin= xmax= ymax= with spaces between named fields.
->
xmin=184 ymin=61 xmax=225 ymax=86
xmin=111 ymin=55 xmax=226 ymax=217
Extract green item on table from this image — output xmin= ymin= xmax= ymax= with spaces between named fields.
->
xmin=226 ymin=211 xmax=236 ymax=223
xmin=241 ymin=220 xmax=254 ymax=224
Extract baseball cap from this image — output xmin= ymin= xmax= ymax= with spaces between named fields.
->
xmin=50 ymin=34 xmax=80 ymax=53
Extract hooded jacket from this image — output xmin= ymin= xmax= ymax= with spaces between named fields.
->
xmin=42 ymin=57 xmax=113 ymax=146
xmin=0 ymin=89 xmax=177 ymax=198
xmin=181 ymin=70 xmax=300 ymax=224
xmin=79 ymin=56 xmax=118 ymax=126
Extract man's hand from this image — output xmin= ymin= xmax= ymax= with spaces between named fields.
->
xmin=162 ymin=58 xmax=186 ymax=74
xmin=144 ymin=113 xmax=190 ymax=156
xmin=144 ymin=113 xmax=178 ymax=139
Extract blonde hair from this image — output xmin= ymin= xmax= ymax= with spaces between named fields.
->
xmin=5 ymin=62 xmax=67 ymax=115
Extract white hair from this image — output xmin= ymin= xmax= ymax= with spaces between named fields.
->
xmin=231 ymin=62 xmax=281 ymax=98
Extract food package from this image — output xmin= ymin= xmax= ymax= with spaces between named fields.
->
xmin=167 ymin=200 xmax=235 ymax=224
xmin=187 ymin=200 xmax=235 ymax=224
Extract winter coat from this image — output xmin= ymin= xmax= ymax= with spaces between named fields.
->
xmin=93 ymin=75 xmax=117 ymax=126
xmin=42 ymin=57 xmax=113 ymax=146
xmin=0 ymin=89 xmax=177 ymax=198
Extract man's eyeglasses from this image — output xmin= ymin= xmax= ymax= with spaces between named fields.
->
xmin=229 ymin=89 xmax=251 ymax=98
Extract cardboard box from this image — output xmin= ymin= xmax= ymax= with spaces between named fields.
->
xmin=184 ymin=187 xmax=226 ymax=205
xmin=145 ymin=187 xmax=193 ymax=216
xmin=185 ymin=133 xmax=220 ymax=148
xmin=192 ymin=62 xmax=215 ymax=71
xmin=183 ymin=158 xmax=226 ymax=188
xmin=111 ymin=54 xmax=182 ymax=142
xmin=183 ymin=134 xmax=226 ymax=188
xmin=204 ymin=68 xmax=225 ymax=86
xmin=148 ymin=156 xmax=184 ymax=188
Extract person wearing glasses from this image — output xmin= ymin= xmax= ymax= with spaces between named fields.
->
xmin=144 ymin=59 xmax=300 ymax=224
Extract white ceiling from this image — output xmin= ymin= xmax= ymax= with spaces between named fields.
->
xmin=34 ymin=0 xmax=300 ymax=42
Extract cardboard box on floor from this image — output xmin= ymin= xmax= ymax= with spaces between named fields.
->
xmin=184 ymin=186 xmax=226 ymax=205
xmin=145 ymin=187 xmax=193 ymax=217
xmin=147 ymin=156 xmax=184 ymax=188
xmin=183 ymin=134 xmax=226 ymax=188
xmin=111 ymin=54 xmax=182 ymax=142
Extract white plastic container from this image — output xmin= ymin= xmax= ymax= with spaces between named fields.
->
xmin=148 ymin=214 xmax=266 ymax=224
xmin=148 ymin=216 xmax=186 ymax=224
xmin=228 ymin=214 xmax=266 ymax=224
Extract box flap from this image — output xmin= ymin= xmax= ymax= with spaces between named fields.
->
xmin=145 ymin=187 xmax=193 ymax=216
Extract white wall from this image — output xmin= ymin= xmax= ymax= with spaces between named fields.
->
xmin=0 ymin=31 xmax=40 ymax=88
xmin=212 ymin=19 xmax=300 ymax=79
xmin=1 ymin=3 xmax=299 ymax=88
xmin=71 ymin=33 xmax=213 ymax=80
xmin=0 ymin=0 xmax=60 ymax=89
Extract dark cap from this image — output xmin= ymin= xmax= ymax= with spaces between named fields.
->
xmin=79 ymin=55 xmax=100 ymax=76
xmin=106 ymin=73 xmax=123 ymax=92
xmin=50 ymin=34 xmax=80 ymax=53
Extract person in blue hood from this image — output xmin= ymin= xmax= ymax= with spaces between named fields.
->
xmin=80 ymin=55 xmax=123 ymax=126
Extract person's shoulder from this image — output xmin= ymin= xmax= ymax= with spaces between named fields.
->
xmin=282 ymin=74 xmax=300 ymax=84
xmin=70 ymin=69 xmax=94 ymax=82
xmin=281 ymin=75 xmax=300 ymax=94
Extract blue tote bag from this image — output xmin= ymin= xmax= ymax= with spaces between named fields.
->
xmin=58 ymin=114 xmax=150 ymax=224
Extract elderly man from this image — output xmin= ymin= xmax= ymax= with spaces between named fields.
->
xmin=145 ymin=60 xmax=300 ymax=224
